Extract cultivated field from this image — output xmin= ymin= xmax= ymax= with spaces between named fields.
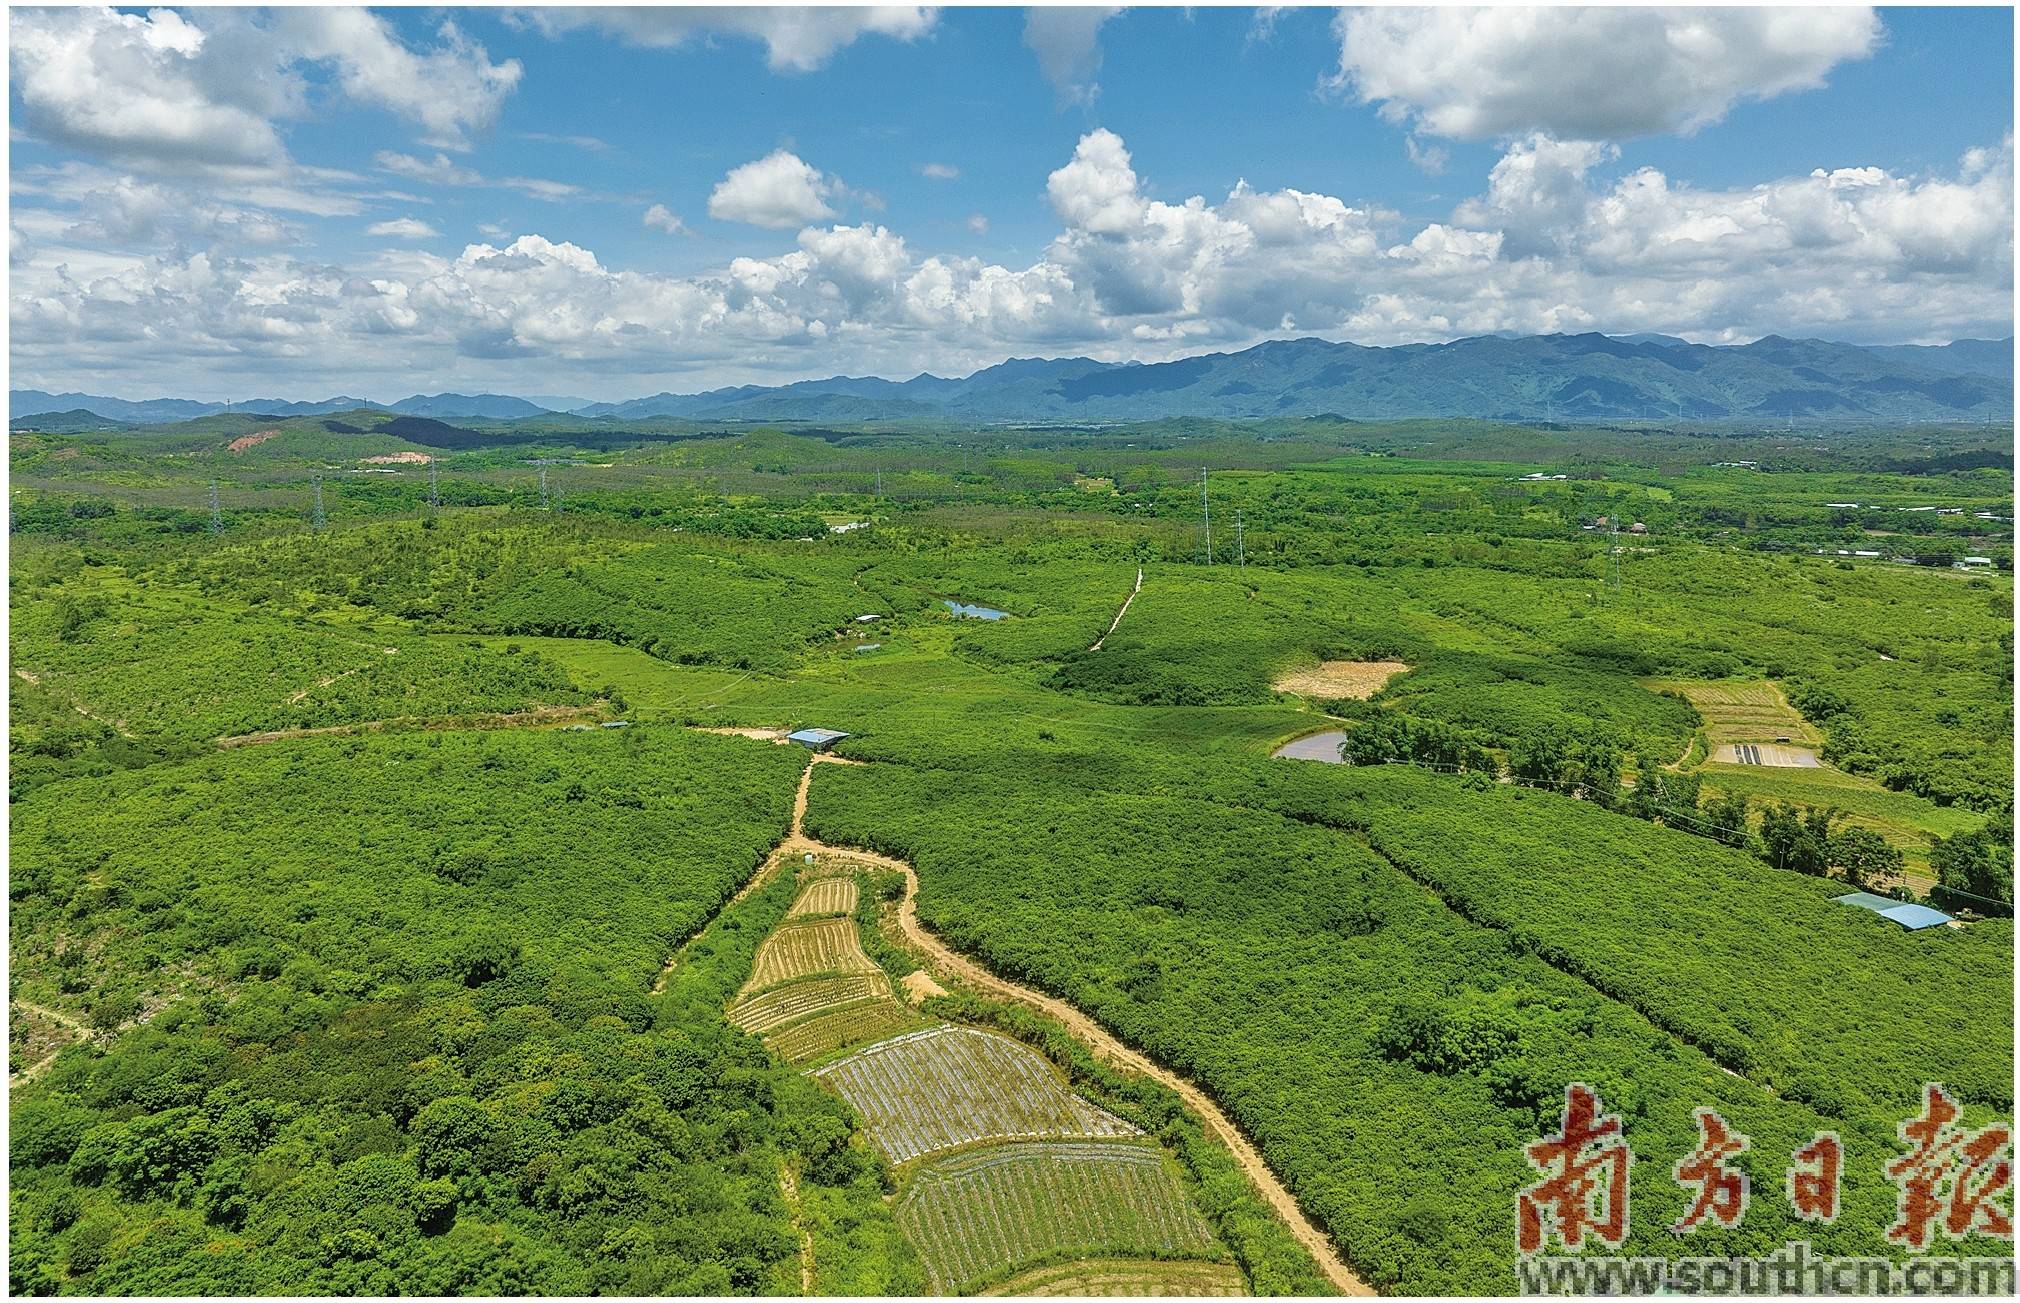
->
xmin=981 ymin=1259 xmax=1247 ymax=1297
xmin=742 ymin=916 xmax=882 ymax=991
xmin=812 ymin=1026 xmax=1140 ymax=1165
xmin=1649 ymin=677 xmax=1823 ymax=746
xmin=765 ymin=1000 xmax=930 ymax=1065
xmin=1271 ymin=659 xmax=1410 ymax=701
xmin=726 ymin=973 xmax=891 ymax=1035
xmin=786 ymin=876 xmax=859 ymax=918
xmin=896 ymin=1141 xmax=1223 ymax=1294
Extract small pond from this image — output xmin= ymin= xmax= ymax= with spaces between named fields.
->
xmin=1272 ymin=730 xmax=1348 ymax=763
xmin=943 ymin=599 xmax=1010 ymax=620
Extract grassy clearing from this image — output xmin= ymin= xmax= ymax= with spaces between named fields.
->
xmin=1698 ymin=760 xmax=1987 ymax=881
xmin=813 ymin=1026 xmax=1140 ymax=1165
xmin=896 ymin=1141 xmax=1224 ymax=1294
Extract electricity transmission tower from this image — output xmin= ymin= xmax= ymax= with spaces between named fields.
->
xmin=311 ymin=475 xmax=326 ymax=531
xmin=1200 ymin=469 xmax=1213 ymax=565
xmin=1606 ymin=520 xmax=1622 ymax=595
xmin=1235 ymin=509 xmax=1245 ymax=570
xmin=208 ymin=480 xmax=223 ymax=535
xmin=428 ymin=458 xmax=440 ymax=508
xmin=539 ymin=468 xmax=550 ymax=509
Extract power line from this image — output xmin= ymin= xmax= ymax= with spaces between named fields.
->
xmin=1200 ymin=468 xmax=1213 ymax=565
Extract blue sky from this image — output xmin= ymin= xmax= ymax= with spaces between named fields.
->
xmin=9 ymin=6 xmax=2014 ymax=401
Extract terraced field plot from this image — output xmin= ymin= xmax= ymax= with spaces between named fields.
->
xmin=766 ymin=1000 xmax=930 ymax=1065
xmin=1650 ymin=677 xmax=1822 ymax=746
xmin=982 ymin=1259 xmax=1247 ymax=1297
xmin=786 ymin=876 xmax=858 ymax=918
xmin=726 ymin=973 xmax=891 ymax=1035
xmin=813 ymin=1026 xmax=1139 ymax=1164
xmin=896 ymin=1141 xmax=1223 ymax=1294
xmin=742 ymin=916 xmax=881 ymax=991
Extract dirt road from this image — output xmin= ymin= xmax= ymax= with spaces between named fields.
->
xmin=656 ymin=745 xmax=1373 ymax=1295
xmin=1088 ymin=566 xmax=1144 ymax=652
xmin=888 ymin=861 xmax=1372 ymax=1296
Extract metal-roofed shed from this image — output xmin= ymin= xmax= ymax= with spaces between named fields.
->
xmin=1878 ymin=903 xmax=1957 ymax=931
xmin=787 ymin=727 xmax=850 ymax=753
xmin=1833 ymin=892 xmax=1956 ymax=930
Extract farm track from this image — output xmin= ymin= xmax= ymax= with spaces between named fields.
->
xmin=672 ymin=747 xmax=1370 ymax=1295
xmin=886 ymin=858 xmax=1373 ymax=1297
xmin=1087 ymin=567 xmax=1144 ymax=652
xmin=10 ymin=1000 xmax=91 ymax=1083
xmin=216 ymin=702 xmax=606 ymax=748
xmin=656 ymin=752 xmax=868 ymax=992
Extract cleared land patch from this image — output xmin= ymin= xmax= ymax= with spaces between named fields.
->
xmin=982 ymin=1258 xmax=1247 ymax=1297
xmin=1272 ymin=660 xmax=1409 ymax=700
xmin=787 ymin=876 xmax=859 ymax=918
xmin=743 ymin=916 xmax=882 ymax=991
xmin=896 ymin=1141 xmax=1222 ymax=1294
xmin=1711 ymin=741 xmax=1821 ymax=766
xmin=813 ymin=1025 xmax=1139 ymax=1165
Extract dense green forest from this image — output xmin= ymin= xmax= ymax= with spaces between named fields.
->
xmin=10 ymin=413 xmax=2011 ymax=1295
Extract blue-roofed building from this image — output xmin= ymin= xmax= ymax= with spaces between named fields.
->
xmin=1833 ymin=892 xmax=1957 ymax=930
xmin=1877 ymin=903 xmax=1957 ymax=931
xmin=787 ymin=727 xmax=850 ymax=753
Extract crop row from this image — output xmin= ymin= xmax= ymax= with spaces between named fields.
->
xmin=743 ymin=917 xmax=880 ymax=991
xmin=813 ymin=1027 xmax=1137 ymax=1165
xmin=786 ymin=877 xmax=858 ymax=919
xmin=765 ymin=1000 xmax=930 ymax=1065
xmin=726 ymin=973 xmax=890 ymax=1035
xmin=896 ymin=1141 xmax=1220 ymax=1293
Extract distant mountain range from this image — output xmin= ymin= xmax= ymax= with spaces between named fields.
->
xmin=7 ymin=390 xmax=551 ymax=424
xmin=14 ymin=333 xmax=2013 ymax=427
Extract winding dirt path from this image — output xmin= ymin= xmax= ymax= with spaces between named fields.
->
xmin=653 ymin=753 xmax=866 ymax=991
xmin=657 ymin=743 xmax=1372 ymax=1295
xmin=1087 ymin=566 xmax=1144 ymax=652
xmin=778 ymin=1164 xmax=815 ymax=1294
xmin=886 ymin=860 xmax=1372 ymax=1297
xmin=217 ymin=702 xmax=604 ymax=748
xmin=10 ymin=1000 xmax=92 ymax=1083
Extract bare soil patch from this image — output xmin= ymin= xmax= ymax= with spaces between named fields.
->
xmin=901 ymin=969 xmax=949 ymax=1004
xmin=360 ymin=451 xmax=432 ymax=465
xmin=226 ymin=429 xmax=280 ymax=453
xmin=1272 ymin=660 xmax=1409 ymax=700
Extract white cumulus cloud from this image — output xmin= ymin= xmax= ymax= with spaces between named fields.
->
xmin=514 ymin=7 xmax=937 ymax=72
xmin=1334 ymin=6 xmax=1883 ymax=141
xmin=367 ymin=217 xmax=440 ymax=240
xmin=643 ymin=204 xmax=688 ymax=235
xmin=708 ymin=150 xmax=840 ymax=229
xmin=1023 ymin=7 xmax=1120 ymax=106
xmin=10 ymin=6 xmax=522 ymax=175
